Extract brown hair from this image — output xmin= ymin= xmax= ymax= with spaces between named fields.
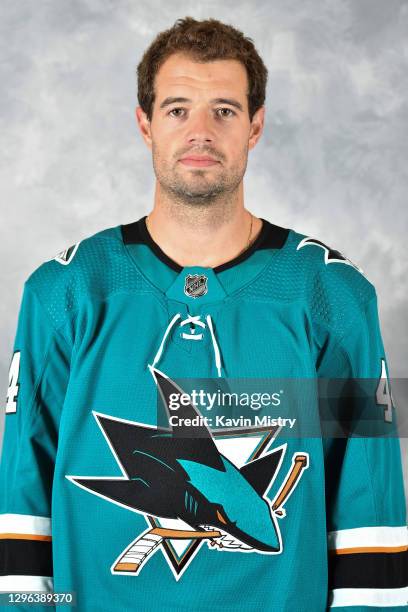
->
xmin=137 ymin=17 xmax=268 ymax=122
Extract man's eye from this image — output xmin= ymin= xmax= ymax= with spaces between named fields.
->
xmin=216 ymin=108 xmax=235 ymax=118
xmin=168 ymin=108 xmax=185 ymax=117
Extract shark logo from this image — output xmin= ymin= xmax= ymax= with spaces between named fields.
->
xmin=297 ymin=237 xmax=363 ymax=273
xmin=66 ymin=368 xmax=309 ymax=580
xmin=54 ymin=242 xmax=81 ymax=265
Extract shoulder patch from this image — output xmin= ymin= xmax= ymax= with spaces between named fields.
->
xmin=54 ymin=242 xmax=81 ymax=266
xmin=296 ymin=237 xmax=364 ymax=275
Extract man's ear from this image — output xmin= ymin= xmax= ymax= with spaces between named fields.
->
xmin=248 ymin=105 xmax=265 ymax=151
xmin=135 ymin=106 xmax=152 ymax=150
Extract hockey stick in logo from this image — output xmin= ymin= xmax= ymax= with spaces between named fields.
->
xmin=112 ymin=527 xmax=221 ymax=574
xmin=271 ymin=453 xmax=309 ymax=518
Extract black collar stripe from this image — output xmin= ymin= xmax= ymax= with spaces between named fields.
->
xmin=121 ymin=216 xmax=289 ymax=273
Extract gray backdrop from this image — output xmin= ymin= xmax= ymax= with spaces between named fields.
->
xmin=1 ymin=1 xmax=407 ymax=504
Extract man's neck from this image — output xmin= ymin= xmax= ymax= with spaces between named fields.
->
xmin=145 ymin=188 xmax=262 ymax=269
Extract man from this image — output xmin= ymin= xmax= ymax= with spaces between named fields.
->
xmin=0 ymin=16 xmax=407 ymax=612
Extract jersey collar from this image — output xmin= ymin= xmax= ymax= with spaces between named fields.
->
xmin=121 ymin=216 xmax=290 ymax=303
xmin=122 ymin=216 xmax=288 ymax=271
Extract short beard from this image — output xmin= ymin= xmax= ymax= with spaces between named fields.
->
xmin=152 ymin=144 xmax=247 ymax=208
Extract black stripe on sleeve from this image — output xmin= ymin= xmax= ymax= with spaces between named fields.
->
xmin=329 ymin=549 xmax=408 ymax=590
xmin=0 ymin=538 xmax=53 ymax=577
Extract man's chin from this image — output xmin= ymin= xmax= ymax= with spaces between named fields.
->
xmin=169 ymin=181 xmax=225 ymax=200
xmin=176 ymin=189 xmax=223 ymax=201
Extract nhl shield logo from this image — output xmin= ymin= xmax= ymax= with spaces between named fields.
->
xmin=184 ymin=274 xmax=208 ymax=298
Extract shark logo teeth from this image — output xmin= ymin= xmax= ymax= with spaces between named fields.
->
xmin=201 ymin=524 xmax=253 ymax=550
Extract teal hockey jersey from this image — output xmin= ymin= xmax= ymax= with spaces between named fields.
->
xmin=1 ymin=216 xmax=407 ymax=611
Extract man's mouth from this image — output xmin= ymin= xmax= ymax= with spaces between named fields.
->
xmin=179 ymin=154 xmax=220 ymax=168
xmin=179 ymin=158 xmax=219 ymax=168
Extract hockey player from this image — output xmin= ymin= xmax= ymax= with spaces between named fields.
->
xmin=1 ymin=16 xmax=407 ymax=612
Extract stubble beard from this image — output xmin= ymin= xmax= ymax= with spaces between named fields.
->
xmin=152 ymin=142 xmax=248 ymax=208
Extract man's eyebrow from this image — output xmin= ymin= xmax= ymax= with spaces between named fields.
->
xmin=159 ymin=96 xmax=244 ymax=112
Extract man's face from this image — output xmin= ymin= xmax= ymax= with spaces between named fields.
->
xmin=136 ymin=52 xmax=264 ymax=205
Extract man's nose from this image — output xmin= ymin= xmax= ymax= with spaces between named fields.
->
xmin=186 ymin=109 xmax=215 ymax=144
